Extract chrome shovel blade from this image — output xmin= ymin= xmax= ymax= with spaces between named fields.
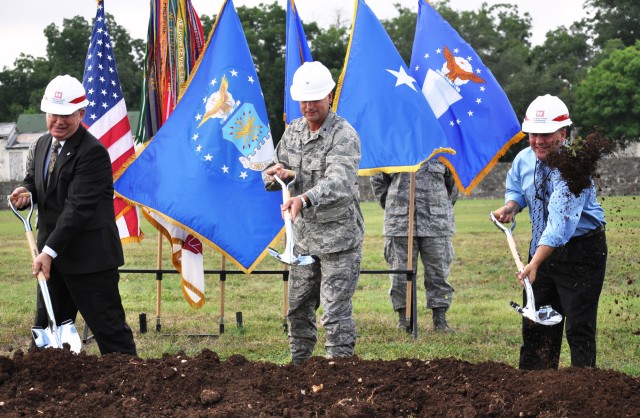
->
xmin=284 ymin=254 xmax=315 ymax=266
xmin=268 ymin=247 xmax=315 ymax=266
xmin=32 ymin=327 xmax=58 ymax=349
xmin=268 ymin=218 xmax=315 ymax=266
xmin=33 ymin=273 xmax=82 ymax=353
xmin=59 ymin=320 xmax=82 ymax=353
xmin=32 ymin=319 xmax=82 ymax=353
xmin=529 ymin=305 xmax=563 ymax=326
xmin=267 ymin=247 xmax=280 ymax=259
xmin=510 ymin=279 xmax=563 ymax=326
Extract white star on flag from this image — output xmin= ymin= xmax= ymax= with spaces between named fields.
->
xmin=386 ymin=66 xmax=418 ymax=91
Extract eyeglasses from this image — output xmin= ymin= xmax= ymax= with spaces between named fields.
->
xmin=46 ymin=111 xmax=80 ymax=120
xmin=529 ymin=128 xmax=566 ymax=141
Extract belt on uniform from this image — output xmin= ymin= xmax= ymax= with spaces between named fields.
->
xmin=570 ymin=225 xmax=606 ymax=243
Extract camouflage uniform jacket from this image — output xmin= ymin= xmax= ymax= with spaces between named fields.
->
xmin=370 ymin=160 xmax=457 ymax=237
xmin=263 ymin=110 xmax=364 ymax=254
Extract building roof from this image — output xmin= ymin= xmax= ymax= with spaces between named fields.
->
xmin=16 ymin=114 xmax=46 ymax=133
xmin=0 ymin=122 xmax=16 ymax=137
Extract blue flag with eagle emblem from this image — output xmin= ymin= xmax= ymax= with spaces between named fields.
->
xmin=410 ymin=0 xmax=524 ymax=193
xmin=115 ymin=0 xmax=282 ymax=272
xmin=333 ymin=0 xmax=454 ymax=175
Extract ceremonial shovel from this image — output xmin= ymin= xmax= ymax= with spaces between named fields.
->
xmin=267 ymin=173 xmax=314 ymax=266
xmin=490 ymin=212 xmax=563 ymax=326
xmin=8 ymin=192 xmax=82 ymax=353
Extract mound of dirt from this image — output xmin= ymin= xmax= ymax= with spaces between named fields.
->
xmin=0 ymin=348 xmax=638 ymax=417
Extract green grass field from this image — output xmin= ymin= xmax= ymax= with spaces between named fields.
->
xmin=1 ymin=197 xmax=638 ymax=376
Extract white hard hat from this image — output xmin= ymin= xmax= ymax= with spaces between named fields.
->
xmin=290 ymin=61 xmax=336 ymax=101
xmin=522 ymin=94 xmax=572 ymax=134
xmin=40 ymin=75 xmax=89 ymax=115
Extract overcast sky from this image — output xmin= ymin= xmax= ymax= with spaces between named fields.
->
xmin=0 ymin=0 xmax=588 ymax=69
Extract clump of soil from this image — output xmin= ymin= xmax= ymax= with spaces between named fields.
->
xmin=0 ymin=348 xmax=638 ymax=417
xmin=547 ymin=131 xmax=614 ymax=196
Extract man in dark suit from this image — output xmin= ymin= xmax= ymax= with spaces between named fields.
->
xmin=9 ymin=75 xmax=136 ymax=355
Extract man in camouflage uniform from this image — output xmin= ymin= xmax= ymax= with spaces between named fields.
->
xmin=263 ymin=61 xmax=364 ymax=364
xmin=371 ymin=160 xmax=457 ymax=333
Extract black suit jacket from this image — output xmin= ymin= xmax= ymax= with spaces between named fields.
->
xmin=23 ymin=125 xmax=124 ymax=275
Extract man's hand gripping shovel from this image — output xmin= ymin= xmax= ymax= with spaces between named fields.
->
xmin=489 ymin=212 xmax=562 ymax=326
xmin=8 ymin=192 xmax=82 ymax=352
xmin=267 ymin=172 xmax=314 ymax=266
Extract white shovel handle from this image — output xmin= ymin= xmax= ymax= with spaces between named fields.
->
xmin=490 ymin=212 xmax=525 ymax=272
xmin=272 ymin=170 xmax=297 ymax=222
xmin=24 ymin=226 xmax=59 ymax=330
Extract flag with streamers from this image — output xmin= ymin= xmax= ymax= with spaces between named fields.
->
xmin=284 ymin=0 xmax=313 ymax=124
xmin=129 ymin=0 xmax=207 ymax=307
xmin=82 ymin=0 xmax=142 ymax=244
xmin=136 ymin=0 xmax=205 ymax=145
xmin=410 ymin=0 xmax=524 ymax=193
xmin=115 ymin=0 xmax=283 ymax=285
xmin=334 ymin=0 xmax=455 ymax=175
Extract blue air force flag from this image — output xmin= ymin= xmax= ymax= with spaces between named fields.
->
xmin=410 ymin=0 xmax=524 ymax=193
xmin=115 ymin=0 xmax=282 ymax=272
xmin=284 ymin=0 xmax=313 ymax=124
xmin=334 ymin=0 xmax=454 ymax=175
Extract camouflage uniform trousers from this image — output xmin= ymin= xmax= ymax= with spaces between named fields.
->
xmin=287 ymin=245 xmax=362 ymax=364
xmin=384 ymin=236 xmax=454 ymax=311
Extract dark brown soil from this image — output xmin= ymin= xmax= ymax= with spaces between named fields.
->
xmin=547 ymin=131 xmax=615 ymax=196
xmin=0 ymin=348 xmax=638 ymax=417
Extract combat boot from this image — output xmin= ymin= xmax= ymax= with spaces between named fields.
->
xmin=433 ymin=307 xmax=456 ymax=333
xmin=396 ymin=308 xmax=407 ymax=329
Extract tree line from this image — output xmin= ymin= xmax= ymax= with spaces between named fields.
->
xmin=0 ymin=0 xmax=638 ymax=158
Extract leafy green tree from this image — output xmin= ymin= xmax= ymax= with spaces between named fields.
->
xmin=585 ymin=0 xmax=640 ymax=48
xmin=0 ymin=13 xmax=144 ymax=123
xmin=573 ymin=40 xmax=640 ymax=145
xmin=200 ymin=14 xmax=215 ymax=37
xmin=0 ymin=55 xmax=52 ymax=121
xmin=524 ymin=26 xmax=591 ymax=115
xmin=44 ymin=16 xmax=92 ymax=78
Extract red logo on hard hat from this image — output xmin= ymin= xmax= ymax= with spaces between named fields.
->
xmin=536 ymin=110 xmax=545 ymax=117
xmin=54 ymin=91 xmax=63 ymax=99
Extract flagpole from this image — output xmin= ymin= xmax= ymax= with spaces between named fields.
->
xmin=283 ymin=265 xmax=289 ymax=334
xmin=156 ymin=232 xmax=163 ymax=332
xmin=220 ymin=256 xmax=226 ymax=334
xmin=406 ymin=172 xmax=417 ymax=337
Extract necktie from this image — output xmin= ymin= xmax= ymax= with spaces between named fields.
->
xmin=46 ymin=139 xmax=61 ymax=189
xmin=530 ymin=160 xmax=549 ymax=258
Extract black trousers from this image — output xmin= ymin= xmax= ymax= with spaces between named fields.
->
xmin=519 ymin=229 xmax=607 ymax=370
xmin=35 ymin=266 xmax=137 ymax=356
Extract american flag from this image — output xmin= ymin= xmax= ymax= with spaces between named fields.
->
xmin=82 ymin=0 xmax=142 ymax=243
